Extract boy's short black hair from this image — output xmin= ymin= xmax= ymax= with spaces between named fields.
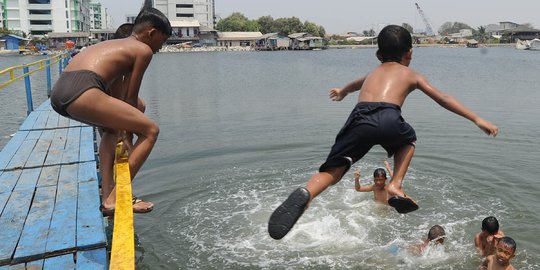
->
xmin=114 ymin=23 xmax=134 ymax=39
xmin=377 ymin=25 xmax=412 ymax=63
xmin=499 ymin=236 xmax=517 ymax=253
xmin=482 ymin=216 xmax=500 ymax=234
xmin=373 ymin=168 xmax=387 ymax=178
xmin=134 ymin=7 xmax=172 ymax=36
xmin=427 ymin=225 xmax=446 ymax=243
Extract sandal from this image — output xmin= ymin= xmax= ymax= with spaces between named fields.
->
xmin=99 ymin=204 xmax=115 ymax=217
xmin=132 ymin=196 xmax=154 ymax=214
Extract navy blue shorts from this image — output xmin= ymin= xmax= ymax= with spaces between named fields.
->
xmin=319 ymin=102 xmax=416 ymax=173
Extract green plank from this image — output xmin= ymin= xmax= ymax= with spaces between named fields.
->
xmin=0 ymin=131 xmax=28 ymax=171
xmin=12 ymin=186 xmax=56 ymax=264
xmin=0 ymin=189 xmax=34 ymax=265
xmin=76 ymin=248 xmax=107 ymax=270
xmin=44 ymin=129 xmax=68 ymax=166
xmin=43 ymin=253 xmax=75 ymax=269
xmin=45 ymin=164 xmax=78 ymax=255
xmin=61 ymin=128 xmax=81 ymax=164
xmin=77 ymin=179 xmax=105 ymax=249
xmin=25 ymin=130 xmax=54 ymax=168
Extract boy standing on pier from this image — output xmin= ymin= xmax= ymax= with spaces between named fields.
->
xmin=50 ymin=8 xmax=172 ymax=215
xmin=268 ymin=25 xmax=498 ymax=240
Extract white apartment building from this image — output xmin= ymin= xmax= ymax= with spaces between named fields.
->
xmin=2 ymin=0 xmax=91 ymax=37
xmin=89 ymin=0 xmax=111 ymax=30
xmin=154 ymin=0 xmax=215 ymax=29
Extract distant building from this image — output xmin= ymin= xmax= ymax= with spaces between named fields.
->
xmin=217 ymin=32 xmax=262 ymax=47
xmin=2 ymin=0 xmax=92 ymax=38
xmin=1 ymin=2 xmax=5 ymax=28
xmin=154 ymin=0 xmax=215 ymax=29
xmin=288 ymin=33 xmax=324 ymax=50
xmin=90 ymin=1 xmax=112 ymax=30
xmin=126 ymin=14 xmax=137 ymax=24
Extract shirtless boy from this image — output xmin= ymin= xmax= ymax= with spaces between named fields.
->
xmin=480 ymin=236 xmax=516 ymax=270
xmin=268 ymin=25 xmax=498 ymax=240
xmin=475 ymin=216 xmax=505 ymax=257
xmin=353 ymin=162 xmax=393 ymax=204
xmin=50 ymin=8 xmax=171 ymax=215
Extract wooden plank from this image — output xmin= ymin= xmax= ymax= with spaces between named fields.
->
xmin=77 ymin=162 xmax=97 ymax=183
xmin=0 ymin=131 xmax=28 ymax=171
xmin=12 ymin=186 xmax=56 ymax=264
xmin=18 ymin=111 xmax=40 ymax=131
xmin=58 ymin=115 xmax=70 ymax=129
xmin=77 ymin=179 xmax=106 ymax=249
xmin=0 ymin=189 xmax=34 ymax=265
xmin=61 ymin=128 xmax=81 ymax=164
xmin=0 ymin=170 xmax=22 ymax=196
xmin=23 ymin=259 xmax=44 ymax=269
xmin=45 ymin=112 xmax=59 ymax=130
xmin=43 ymin=254 xmax=75 ymax=269
xmin=79 ymin=127 xmax=95 ymax=163
xmin=32 ymin=110 xmax=50 ymax=131
xmin=76 ymin=248 xmax=107 ymax=270
xmin=35 ymin=99 xmax=51 ymax=111
xmin=24 ymin=130 xmax=54 ymax=168
xmin=5 ymin=139 xmax=37 ymax=171
xmin=13 ymin=168 xmax=40 ymax=192
xmin=43 ymin=129 xmax=68 ymax=166
xmin=45 ymin=164 xmax=78 ymax=255
xmin=36 ymin=165 xmax=60 ymax=188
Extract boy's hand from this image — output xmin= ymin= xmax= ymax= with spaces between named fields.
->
xmin=354 ymin=170 xmax=361 ymax=180
xmin=475 ymin=118 xmax=499 ymax=137
xmin=329 ymin=88 xmax=346 ymax=101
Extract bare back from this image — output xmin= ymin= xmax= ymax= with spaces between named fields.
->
xmin=65 ymin=37 xmax=153 ymax=86
xmin=357 ymin=62 xmax=418 ymax=107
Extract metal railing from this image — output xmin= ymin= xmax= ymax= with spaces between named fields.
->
xmin=0 ymin=52 xmax=71 ymax=115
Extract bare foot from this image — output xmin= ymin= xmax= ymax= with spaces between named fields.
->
xmin=386 ymin=182 xmax=405 ymax=197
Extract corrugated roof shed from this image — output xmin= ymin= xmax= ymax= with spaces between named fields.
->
xmin=217 ymin=32 xmax=263 ymax=40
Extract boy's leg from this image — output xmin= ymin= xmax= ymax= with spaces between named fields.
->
xmin=386 ymin=144 xmax=415 ymax=197
xmin=268 ymin=166 xmax=347 ymax=239
xmin=99 ymin=129 xmax=118 ymax=209
xmin=67 ymin=89 xmax=159 ymax=179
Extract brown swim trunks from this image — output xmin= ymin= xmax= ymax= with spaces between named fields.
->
xmin=50 ymin=70 xmax=109 ymax=117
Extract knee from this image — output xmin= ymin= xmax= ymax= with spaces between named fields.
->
xmin=146 ymin=121 xmax=159 ymax=142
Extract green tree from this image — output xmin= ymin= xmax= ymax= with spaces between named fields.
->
xmin=216 ymin=12 xmax=260 ymax=32
xmin=402 ymin=23 xmax=413 ymax=33
xmin=257 ymin=15 xmax=274 ymax=34
xmin=303 ymin=21 xmax=320 ymax=36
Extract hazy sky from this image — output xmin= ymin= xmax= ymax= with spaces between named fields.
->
xmin=101 ymin=0 xmax=540 ymax=34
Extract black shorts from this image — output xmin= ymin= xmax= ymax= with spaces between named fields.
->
xmin=319 ymin=102 xmax=416 ymax=173
xmin=50 ymin=70 xmax=109 ymax=117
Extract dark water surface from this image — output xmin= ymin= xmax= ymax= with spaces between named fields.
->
xmin=2 ymin=48 xmax=539 ymax=269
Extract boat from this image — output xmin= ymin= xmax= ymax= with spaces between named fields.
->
xmin=529 ymin=38 xmax=540 ymax=51
xmin=515 ymin=39 xmax=530 ymax=50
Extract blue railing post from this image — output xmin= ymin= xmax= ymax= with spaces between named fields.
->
xmin=59 ymin=56 xmax=63 ymax=74
xmin=46 ymin=59 xmax=52 ymax=97
xmin=22 ymin=66 xmax=34 ymax=115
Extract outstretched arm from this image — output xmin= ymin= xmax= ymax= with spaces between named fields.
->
xmin=384 ymin=160 xmax=394 ymax=178
xmin=354 ymin=169 xmax=373 ymax=192
xmin=417 ymin=75 xmax=499 ymax=137
xmin=329 ymin=76 xmax=367 ymax=101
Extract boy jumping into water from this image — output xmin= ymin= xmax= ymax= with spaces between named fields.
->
xmin=50 ymin=8 xmax=171 ymax=216
xmin=268 ymin=25 xmax=498 ymax=240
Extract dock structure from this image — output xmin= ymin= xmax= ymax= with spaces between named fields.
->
xmin=0 ymin=99 xmax=107 ymax=269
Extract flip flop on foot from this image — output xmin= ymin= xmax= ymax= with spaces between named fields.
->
xmin=99 ymin=205 xmax=115 ymax=217
xmin=268 ymin=187 xmax=310 ymax=240
xmin=132 ymin=196 xmax=154 ymax=213
xmin=388 ymin=195 xmax=419 ymax=214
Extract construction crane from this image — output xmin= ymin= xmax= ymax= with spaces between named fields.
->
xmin=415 ymin=3 xmax=435 ymax=36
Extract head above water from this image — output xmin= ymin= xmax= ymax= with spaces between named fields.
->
xmin=498 ymin=236 xmax=517 ymax=254
xmin=373 ymin=168 xmax=387 ymax=178
xmin=376 ymin=25 xmax=412 ymax=63
xmin=114 ymin=23 xmax=134 ymax=39
xmin=427 ymin=225 xmax=446 ymax=244
xmin=482 ymin=216 xmax=500 ymax=235
xmin=133 ymin=7 xmax=172 ymax=36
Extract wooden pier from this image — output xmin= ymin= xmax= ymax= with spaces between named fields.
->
xmin=0 ymin=99 xmax=107 ymax=269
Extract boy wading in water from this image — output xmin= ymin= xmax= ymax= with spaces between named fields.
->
xmin=50 ymin=8 xmax=172 ymax=216
xmin=268 ymin=25 xmax=499 ymax=240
